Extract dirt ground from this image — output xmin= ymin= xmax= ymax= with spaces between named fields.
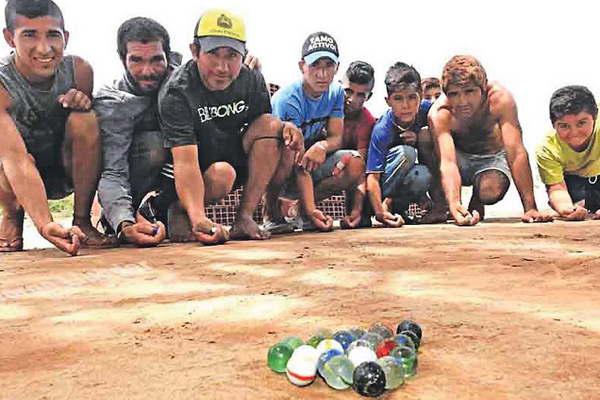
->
xmin=1 ymin=220 xmax=599 ymax=400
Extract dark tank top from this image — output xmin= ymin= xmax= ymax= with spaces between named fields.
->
xmin=0 ymin=54 xmax=75 ymax=167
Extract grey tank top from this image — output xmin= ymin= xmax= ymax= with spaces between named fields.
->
xmin=0 ymin=54 xmax=75 ymax=167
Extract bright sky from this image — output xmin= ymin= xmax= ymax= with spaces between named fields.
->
xmin=2 ymin=0 xmax=599 ymax=174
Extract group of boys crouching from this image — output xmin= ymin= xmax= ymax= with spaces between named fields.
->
xmin=3 ymin=0 xmax=597 ymax=257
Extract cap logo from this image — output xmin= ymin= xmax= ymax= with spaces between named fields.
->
xmin=307 ymin=35 xmax=337 ymax=52
xmin=217 ymin=14 xmax=233 ymax=29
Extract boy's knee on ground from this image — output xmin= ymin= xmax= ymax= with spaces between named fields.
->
xmin=475 ymin=170 xmax=509 ymax=204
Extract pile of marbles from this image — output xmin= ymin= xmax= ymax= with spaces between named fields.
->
xmin=267 ymin=320 xmax=422 ymax=397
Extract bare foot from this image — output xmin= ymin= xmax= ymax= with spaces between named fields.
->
xmin=73 ymin=217 xmax=118 ymax=248
xmin=468 ymin=196 xmax=485 ymax=221
xmin=231 ymin=214 xmax=270 ymax=240
xmin=0 ymin=208 xmax=24 ymax=252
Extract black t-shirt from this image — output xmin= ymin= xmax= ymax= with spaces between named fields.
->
xmin=158 ymin=60 xmax=271 ymax=150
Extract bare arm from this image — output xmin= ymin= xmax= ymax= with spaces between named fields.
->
xmin=430 ymin=110 xmax=461 ymax=211
xmin=171 ymin=145 xmax=208 ymax=227
xmin=547 ymin=182 xmax=586 ymax=220
xmin=57 ymin=56 xmax=94 ymax=110
xmin=73 ymin=56 xmax=94 ymax=97
xmin=295 ymin=167 xmax=333 ymax=231
xmin=323 ymin=117 xmax=343 ymax=152
xmin=301 ymin=117 xmax=344 ymax=171
xmin=496 ymin=95 xmax=537 ymax=213
xmin=430 ymin=106 xmax=480 ymax=226
xmin=366 ymin=173 xmax=403 ymax=227
xmin=0 ymin=95 xmax=53 ymax=230
xmin=0 ymin=88 xmax=82 ymax=254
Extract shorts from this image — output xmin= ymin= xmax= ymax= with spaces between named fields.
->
xmin=380 ymin=145 xmax=430 ymax=200
xmin=564 ymin=174 xmax=600 ymax=212
xmin=283 ymin=149 xmax=361 ymax=198
xmin=456 ymin=149 xmax=510 ymax=186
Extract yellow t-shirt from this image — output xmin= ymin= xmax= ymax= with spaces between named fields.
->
xmin=536 ymin=116 xmax=600 ymax=185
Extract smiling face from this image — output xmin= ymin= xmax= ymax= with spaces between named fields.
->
xmin=300 ymin=57 xmax=338 ymax=98
xmin=386 ymin=88 xmax=421 ymax=125
xmin=554 ymin=111 xmax=596 ymax=152
xmin=193 ymin=45 xmax=242 ymax=91
xmin=3 ymin=15 xmax=68 ymax=84
xmin=125 ymin=40 xmax=168 ymax=94
xmin=445 ymin=83 xmax=484 ymax=120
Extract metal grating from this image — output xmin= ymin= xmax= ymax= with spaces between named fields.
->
xmin=204 ymin=187 xmax=347 ymax=226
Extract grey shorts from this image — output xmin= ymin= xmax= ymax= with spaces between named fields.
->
xmin=456 ymin=149 xmax=510 ymax=186
xmin=284 ymin=149 xmax=361 ymax=198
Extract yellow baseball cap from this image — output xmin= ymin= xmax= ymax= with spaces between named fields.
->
xmin=193 ymin=9 xmax=246 ymax=55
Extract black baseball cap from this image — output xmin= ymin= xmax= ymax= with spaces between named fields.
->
xmin=302 ymin=31 xmax=339 ymax=65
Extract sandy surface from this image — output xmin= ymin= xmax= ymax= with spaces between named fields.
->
xmin=1 ymin=219 xmax=599 ymax=400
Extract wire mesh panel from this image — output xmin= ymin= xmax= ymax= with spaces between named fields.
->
xmin=406 ymin=202 xmax=424 ymax=219
xmin=204 ymin=187 xmax=347 ymax=226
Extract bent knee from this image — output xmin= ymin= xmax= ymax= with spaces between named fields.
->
xmin=343 ymin=154 xmax=365 ymax=181
xmin=400 ymin=145 xmax=418 ymax=167
xmin=475 ymin=170 xmax=510 ymax=204
xmin=204 ymin=162 xmax=236 ymax=200
xmin=248 ymin=114 xmax=282 ymax=139
xmin=66 ymin=111 xmax=100 ymax=141
xmin=406 ymin=165 xmax=431 ymax=194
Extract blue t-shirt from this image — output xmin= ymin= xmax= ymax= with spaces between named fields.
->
xmin=366 ymin=100 xmax=432 ymax=173
xmin=271 ymin=80 xmax=345 ymax=149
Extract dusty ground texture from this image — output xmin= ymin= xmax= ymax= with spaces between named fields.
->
xmin=1 ymin=220 xmax=599 ymax=400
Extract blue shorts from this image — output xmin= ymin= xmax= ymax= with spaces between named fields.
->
xmin=456 ymin=149 xmax=510 ymax=186
xmin=380 ymin=145 xmax=431 ymax=200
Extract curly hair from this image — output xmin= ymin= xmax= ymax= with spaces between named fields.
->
xmin=441 ymin=55 xmax=487 ymax=93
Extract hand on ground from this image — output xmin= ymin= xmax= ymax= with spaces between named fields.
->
xmin=192 ymin=218 xmax=229 ymax=245
xmin=308 ymin=209 xmax=333 ymax=232
xmin=122 ymin=216 xmax=166 ymax=247
xmin=375 ymin=211 xmax=404 ymax=228
xmin=40 ymin=222 xmax=85 ymax=256
xmin=340 ymin=209 xmax=362 ymax=229
xmin=521 ymin=209 xmax=554 ymax=223
xmin=451 ymin=205 xmax=480 ymax=226
xmin=561 ymin=206 xmax=588 ymax=221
